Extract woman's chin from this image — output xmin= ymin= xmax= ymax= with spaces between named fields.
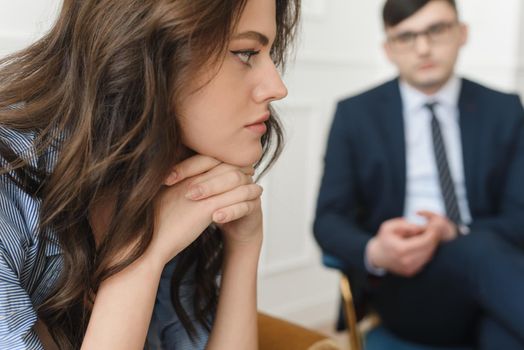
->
xmin=218 ymin=149 xmax=262 ymax=168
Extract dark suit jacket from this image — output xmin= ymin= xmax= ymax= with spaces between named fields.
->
xmin=313 ymin=78 xmax=524 ymax=275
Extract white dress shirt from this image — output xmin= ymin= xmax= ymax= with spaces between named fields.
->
xmin=365 ymin=76 xmax=472 ymax=275
xmin=400 ymin=76 xmax=472 ymax=226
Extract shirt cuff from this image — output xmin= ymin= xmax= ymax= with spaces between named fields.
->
xmin=458 ymin=224 xmax=471 ymax=235
xmin=364 ymin=242 xmax=387 ymax=276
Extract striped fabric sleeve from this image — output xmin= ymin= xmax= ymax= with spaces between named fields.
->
xmin=0 ymin=206 xmax=44 ymax=349
xmin=0 ymin=247 xmax=44 ymax=350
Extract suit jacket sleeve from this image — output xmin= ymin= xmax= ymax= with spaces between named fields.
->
xmin=313 ymin=102 xmax=373 ymax=273
xmin=470 ymin=95 xmax=524 ymax=246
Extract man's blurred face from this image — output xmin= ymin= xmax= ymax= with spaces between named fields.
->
xmin=383 ymin=0 xmax=468 ymax=94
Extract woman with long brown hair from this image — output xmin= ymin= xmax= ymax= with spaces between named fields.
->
xmin=0 ymin=0 xmax=300 ymax=348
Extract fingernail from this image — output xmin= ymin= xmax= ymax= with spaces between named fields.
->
xmin=166 ymin=171 xmax=178 ymax=185
xmin=214 ymin=212 xmax=226 ymax=223
xmin=185 ymin=187 xmax=202 ymax=200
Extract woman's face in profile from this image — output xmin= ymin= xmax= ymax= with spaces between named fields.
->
xmin=177 ymin=0 xmax=288 ymax=167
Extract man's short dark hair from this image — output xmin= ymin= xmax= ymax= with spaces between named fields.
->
xmin=383 ymin=0 xmax=457 ymax=27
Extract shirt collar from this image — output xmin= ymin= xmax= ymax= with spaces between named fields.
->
xmin=399 ymin=76 xmax=462 ymax=113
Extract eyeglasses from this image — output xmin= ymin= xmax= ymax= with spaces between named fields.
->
xmin=387 ymin=21 xmax=459 ymax=51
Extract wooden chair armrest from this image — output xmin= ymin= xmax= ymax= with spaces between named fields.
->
xmin=258 ymin=312 xmax=341 ymax=350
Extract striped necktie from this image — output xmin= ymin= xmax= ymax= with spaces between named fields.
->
xmin=425 ymin=102 xmax=463 ymax=226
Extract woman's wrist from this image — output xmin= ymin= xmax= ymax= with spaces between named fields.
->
xmin=222 ymin=237 xmax=262 ymax=276
xmin=223 ymin=227 xmax=262 ymax=249
xmin=139 ymin=247 xmax=172 ymax=274
xmin=223 ymin=231 xmax=262 ymax=259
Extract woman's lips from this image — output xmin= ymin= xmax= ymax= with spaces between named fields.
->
xmin=245 ymin=112 xmax=270 ymax=134
xmin=245 ymin=122 xmax=267 ymax=134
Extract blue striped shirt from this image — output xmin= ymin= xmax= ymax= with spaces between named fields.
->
xmin=0 ymin=125 xmax=209 ymax=349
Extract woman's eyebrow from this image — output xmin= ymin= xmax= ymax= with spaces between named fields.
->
xmin=232 ymin=31 xmax=269 ymax=46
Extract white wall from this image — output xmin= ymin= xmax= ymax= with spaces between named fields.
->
xmin=1 ymin=0 xmax=523 ymax=330
xmin=0 ymin=1 xmax=60 ymax=56
xmin=457 ymin=0 xmax=522 ymax=90
xmin=517 ymin=2 xmax=524 ymax=96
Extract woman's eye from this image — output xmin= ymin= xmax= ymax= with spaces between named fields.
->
xmin=231 ymin=50 xmax=260 ymax=65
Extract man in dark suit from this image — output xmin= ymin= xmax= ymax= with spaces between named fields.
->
xmin=313 ymin=0 xmax=524 ymax=348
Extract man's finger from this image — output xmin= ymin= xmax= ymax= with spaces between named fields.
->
xmin=391 ymin=221 xmax=426 ymax=237
xmin=417 ymin=210 xmax=437 ymax=217
xmin=401 ymin=230 xmax=439 ymax=254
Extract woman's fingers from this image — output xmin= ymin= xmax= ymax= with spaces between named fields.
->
xmin=164 ymin=154 xmax=255 ymax=187
xmin=164 ymin=155 xmax=221 ymax=186
xmin=212 ymin=199 xmax=260 ymax=223
xmin=185 ymin=169 xmax=253 ymax=200
xmin=199 ymin=184 xmax=262 ymax=220
xmin=187 ymin=163 xmax=255 ymax=188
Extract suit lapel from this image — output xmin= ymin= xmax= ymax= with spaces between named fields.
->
xmin=378 ymin=79 xmax=406 ymax=215
xmin=458 ymin=79 xmax=479 ymax=211
xmin=375 ymin=78 xmax=479 ymax=217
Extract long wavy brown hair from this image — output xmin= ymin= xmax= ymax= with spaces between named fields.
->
xmin=0 ymin=0 xmax=300 ymax=348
